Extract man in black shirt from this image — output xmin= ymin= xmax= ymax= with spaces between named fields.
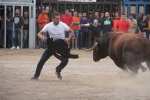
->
xmin=0 ymin=14 xmax=3 ymax=48
xmin=23 ymin=11 xmax=29 ymax=48
xmin=90 ymin=10 xmax=101 ymax=42
xmin=138 ymin=15 xmax=148 ymax=39
xmin=6 ymin=9 xmax=24 ymax=49
xmin=100 ymin=11 xmax=104 ymax=36
xmin=88 ymin=13 xmax=94 ymax=47
xmin=101 ymin=12 xmax=113 ymax=34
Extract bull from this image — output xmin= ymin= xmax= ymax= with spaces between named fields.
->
xmin=87 ymin=32 xmax=150 ymax=77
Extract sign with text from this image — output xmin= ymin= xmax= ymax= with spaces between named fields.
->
xmin=58 ymin=0 xmax=96 ymax=2
xmin=76 ymin=0 xmax=96 ymax=2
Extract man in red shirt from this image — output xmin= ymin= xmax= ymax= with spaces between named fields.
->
xmin=112 ymin=12 xmax=120 ymax=31
xmin=61 ymin=9 xmax=73 ymax=48
xmin=61 ymin=9 xmax=73 ymax=27
xmin=116 ymin=13 xmax=130 ymax=33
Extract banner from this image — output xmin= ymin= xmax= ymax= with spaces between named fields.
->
xmin=75 ymin=0 xmax=96 ymax=2
xmin=58 ymin=0 xmax=96 ymax=2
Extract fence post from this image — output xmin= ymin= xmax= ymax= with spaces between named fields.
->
xmin=128 ymin=4 xmax=130 ymax=17
xmin=123 ymin=0 xmax=126 ymax=13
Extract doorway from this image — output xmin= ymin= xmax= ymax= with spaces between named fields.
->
xmin=0 ymin=1 xmax=36 ymax=48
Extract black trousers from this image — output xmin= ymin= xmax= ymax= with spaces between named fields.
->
xmin=6 ymin=29 xmax=12 ymax=48
xmin=34 ymin=49 xmax=69 ymax=77
xmin=78 ymin=30 xmax=82 ymax=49
xmin=82 ymin=32 xmax=88 ymax=48
xmin=146 ymin=31 xmax=150 ymax=39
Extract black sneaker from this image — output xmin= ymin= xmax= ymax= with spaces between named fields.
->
xmin=55 ymin=71 xmax=62 ymax=80
xmin=31 ymin=76 xmax=38 ymax=80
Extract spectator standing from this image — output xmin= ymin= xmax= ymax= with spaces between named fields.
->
xmin=137 ymin=13 xmax=143 ymax=32
xmin=6 ymin=12 xmax=13 ymax=48
xmin=147 ymin=14 xmax=150 ymax=39
xmin=23 ymin=11 xmax=29 ymax=48
xmin=6 ymin=9 xmax=24 ymax=49
xmin=138 ymin=13 xmax=143 ymax=22
xmin=88 ymin=13 xmax=94 ymax=47
xmin=78 ymin=13 xmax=82 ymax=49
xmin=138 ymin=15 xmax=148 ymax=39
xmin=61 ymin=9 xmax=73 ymax=48
xmin=116 ymin=13 xmax=130 ymax=33
xmin=0 ymin=13 xmax=3 ymax=48
xmin=70 ymin=11 xmax=80 ymax=50
xmin=90 ymin=10 xmax=101 ymax=42
xmin=0 ymin=14 xmax=2 ymax=31
xmin=80 ymin=12 xmax=90 ymax=49
xmin=101 ymin=12 xmax=113 ymax=34
xmin=129 ymin=14 xmax=137 ymax=34
xmin=100 ymin=11 xmax=104 ymax=36
xmin=38 ymin=9 xmax=49 ymax=49
xmin=112 ymin=12 xmax=120 ymax=31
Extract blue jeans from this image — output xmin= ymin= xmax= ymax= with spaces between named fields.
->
xmin=23 ymin=30 xmax=28 ymax=48
xmin=13 ymin=28 xmax=21 ymax=47
xmin=34 ymin=49 xmax=69 ymax=77
xmin=72 ymin=30 xmax=79 ymax=39
xmin=65 ymin=31 xmax=69 ymax=38
xmin=39 ymin=28 xmax=47 ymax=48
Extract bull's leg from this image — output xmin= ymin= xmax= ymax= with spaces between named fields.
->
xmin=128 ymin=71 xmax=138 ymax=78
xmin=113 ymin=60 xmax=130 ymax=74
xmin=146 ymin=61 xmax=150 ymax=71
xmin=139 ymin=64 xmax=147 ymax=72
xmin=130 ymin=70 xmax=138 ymax=76
xmin=126 ymin=62 xmax=139 ymax=77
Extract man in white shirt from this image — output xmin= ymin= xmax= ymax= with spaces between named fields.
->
xmin=31 ymin=12 xmax=74 ymax=80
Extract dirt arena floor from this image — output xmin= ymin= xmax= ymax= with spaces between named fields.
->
xmin=0 ymin=49 xmax=150 ymax=100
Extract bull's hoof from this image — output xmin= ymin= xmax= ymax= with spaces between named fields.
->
xmin=127 ymin=74 xmax=136 ymax=79
xmin=120 ymin=75 xmax=135 ymax=80
xmin=126 ymin=72 xmax=137 ymax=79
xmin=141 ymin=67 xmax=147 ymax=72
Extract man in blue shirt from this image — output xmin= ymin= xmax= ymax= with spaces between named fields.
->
xmin=80 ymin=12 xmax=90 ymax=49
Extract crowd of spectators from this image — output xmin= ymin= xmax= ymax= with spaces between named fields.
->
xmin=0 ymin=8 xmax=29 ymax=49
xmin=0 ymin=8 xmax=150 ymax=49
xmin=56 ymin=9 xmax=150 ymax=50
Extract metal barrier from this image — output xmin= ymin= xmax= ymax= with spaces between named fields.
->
xmin=1 ymin=0 xmax=36 ymax=48
xmin=37 ymin=0 xmax=121 ymax=17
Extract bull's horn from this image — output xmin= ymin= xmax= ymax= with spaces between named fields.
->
xmin=86 ymin=42 xmax=98 ymax=51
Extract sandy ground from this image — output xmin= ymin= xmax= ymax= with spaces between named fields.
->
xmin=0 ymin=49 xmax=150 ymax=100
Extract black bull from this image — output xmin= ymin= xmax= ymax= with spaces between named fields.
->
xmin=87 ymin=32 xmax=150 ymax=76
